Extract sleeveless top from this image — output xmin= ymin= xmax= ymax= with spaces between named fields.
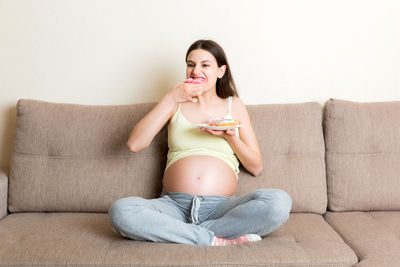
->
xmin=164 ymin=96 xmax=240 ymax=180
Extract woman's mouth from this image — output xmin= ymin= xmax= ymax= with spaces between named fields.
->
xmin=193 ymin=77 xmax=206 ymax=82
xmin=185 ymin=77 xmax=206 ymax=84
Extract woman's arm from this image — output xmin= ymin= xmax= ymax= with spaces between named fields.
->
xmin=225 ymin=133 xmax=263 ymax=177
xmin=201 ymin=97 xmax=263 ymax=176
xmin=226 ymin=98 xmax=263 ymax=176
xmin=126 ymin=93 xmax=177 ymax=152
xmin=127 ymin=82 xmax=205 ymax=152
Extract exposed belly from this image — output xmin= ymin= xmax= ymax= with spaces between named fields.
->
xmin=162 ymin=155 xmax=237 ymax=196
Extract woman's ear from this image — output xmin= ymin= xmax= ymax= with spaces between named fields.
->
xmin=218 ymin=65 xmax=227 ymax=78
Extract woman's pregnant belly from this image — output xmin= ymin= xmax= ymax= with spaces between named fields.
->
xmin=162 ymin=155 xmax=237 ymax=196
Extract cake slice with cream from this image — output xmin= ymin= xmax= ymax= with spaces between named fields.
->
xmin=208 ymin=116 xmax=237 ymax=127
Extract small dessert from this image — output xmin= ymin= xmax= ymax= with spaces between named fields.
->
xmin=208 ymin=116 xmax=237 ymax=127
xmin=184 ymin=77 xmax=206 ymax=84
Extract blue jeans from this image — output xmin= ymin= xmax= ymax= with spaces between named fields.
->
xmin=108 ymin=188 xmax=292 ymax=246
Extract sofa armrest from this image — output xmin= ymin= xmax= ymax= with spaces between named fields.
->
xmin=0 ymin=169 xmax=8 ymax=220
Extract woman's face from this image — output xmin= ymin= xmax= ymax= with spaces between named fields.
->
xmin=186 ymin=49 xmax=226 ymax=90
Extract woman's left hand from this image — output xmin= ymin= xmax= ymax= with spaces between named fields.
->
xmin=200 ymin=127 xmax=237 ymax=139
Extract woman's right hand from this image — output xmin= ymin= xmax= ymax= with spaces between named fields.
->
xmin=167 ymin=81 xmax=205 ymax=104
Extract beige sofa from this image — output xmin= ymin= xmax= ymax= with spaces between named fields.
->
xmin=0 ymin=98 xmax=399 ymax=266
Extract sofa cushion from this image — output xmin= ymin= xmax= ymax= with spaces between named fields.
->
xmin=324 ymin=211 xmax=400 ymax=267
xmin=9 ymin=99 xmax=326 ymax=213
xmin=323 ymin=98 xmax=400 ymax=211
xmin=0 ymin=169 xmax=7 ymax=220
xmin=0 ymin=212 xmax=357 ymax=266
xmin=237 ymin=102 xmax=327 ymax=214
xmin=9 ymin=99 xmax=168 ymax=212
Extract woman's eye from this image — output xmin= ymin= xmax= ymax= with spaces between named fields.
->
xmin=186 ymin=64 xmax=209 ymax=68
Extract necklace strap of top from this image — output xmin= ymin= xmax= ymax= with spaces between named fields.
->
xmin=228 ymin=96 xmax=232 ymax=116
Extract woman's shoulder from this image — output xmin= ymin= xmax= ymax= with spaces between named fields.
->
xmin=231 ymin=96 xmax=246 ymax=112
xmin=232 ymin=96 xmax=255 ymax=126
xmin=231 ymin=95 xmax=243 ymax=104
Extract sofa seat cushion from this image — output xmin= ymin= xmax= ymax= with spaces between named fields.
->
xmin=0 ymin=213 xmax=357 ymax=266
xmin=324 ymin=211 xmax=400 ymax=267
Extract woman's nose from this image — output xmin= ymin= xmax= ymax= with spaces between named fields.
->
xmin=192 ymin=65 xmax=201 ymax=74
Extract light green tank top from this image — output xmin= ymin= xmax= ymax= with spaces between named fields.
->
xmin=164 ymin=96 xmax=240 ymax=180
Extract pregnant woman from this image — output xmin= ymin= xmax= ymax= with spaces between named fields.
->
xmin=108 ymin=39 xmax=292 ymax=246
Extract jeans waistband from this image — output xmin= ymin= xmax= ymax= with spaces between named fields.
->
xmin=161 ymin=189 xmax=233 ymax=225
xmin=161 ymin=189 xmax=233 ymax=199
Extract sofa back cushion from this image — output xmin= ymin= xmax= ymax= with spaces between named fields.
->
xmin=9 ymin=99 xmax=326 ymax=214
xmin=9 ymin=99 xmax=168 ymax=212
xmin=238 ymin=102 xmax=327 ymax=214
xmin=323 ymin=98 xmax=400 ymax=211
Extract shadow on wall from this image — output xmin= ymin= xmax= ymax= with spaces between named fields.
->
xmin=0 ymin=104 xmax=17 ymax=172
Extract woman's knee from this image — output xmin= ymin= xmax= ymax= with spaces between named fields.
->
xmin=108 ymin=196 xmax=147 ymax=224
xmin=253 ymin=189 xmax=292 ymax=219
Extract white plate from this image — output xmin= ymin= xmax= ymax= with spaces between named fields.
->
xmin=195 ymin=123 xmax=244 ymax=130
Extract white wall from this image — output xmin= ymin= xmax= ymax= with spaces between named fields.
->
xmin=1 ymin=0 xmax=400 ymax=169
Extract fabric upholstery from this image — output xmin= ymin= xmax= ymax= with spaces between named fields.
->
xmin=9 ymin=99 xmax=168 ymax=212
xmin=324 ymin=211 xmax=400 ymax=267
xmin=0 ymin=212 xmax=357 ymax=266
xmin=237 ymin=102 xmax=327 ymax=214
xmin=0 ymin=169 xmax=7 ymax=220
xmin=323 ymin=98 xmax=400 ymax=211
xmin=9 ymin=99 xmax=326 ymax=213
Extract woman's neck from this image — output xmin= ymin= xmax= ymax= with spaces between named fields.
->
xmin=196 ymin=87 xmax=219 ymax=108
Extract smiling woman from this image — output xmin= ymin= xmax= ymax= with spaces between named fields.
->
xmin=108 ymin=39 xmax=292 ymax=247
